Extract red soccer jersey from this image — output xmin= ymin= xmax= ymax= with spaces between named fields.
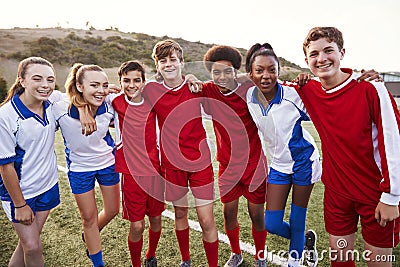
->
xmin=297 ymin=69 xmax=400 ymax=205
xmin=201 ymin=81 xmax=265 ymax=167
xmin=112 ymin=94 xmax=160 ymax=176
xmin=143 ymin=80 xmax=212 ymax=171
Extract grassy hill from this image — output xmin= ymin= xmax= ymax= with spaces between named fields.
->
xmin=0 ymin=27 xmax=307 ymax=92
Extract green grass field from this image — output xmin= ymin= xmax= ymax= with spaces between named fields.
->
xmin=0 ymin=121 xmax=399 ymax=267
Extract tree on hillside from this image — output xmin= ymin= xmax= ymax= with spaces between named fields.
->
xmin=0 ymin=77 xmax=8 ymax=102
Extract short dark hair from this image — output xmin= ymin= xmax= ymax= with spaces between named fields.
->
xmin=117 ymin=60 xmax=146 ymax=81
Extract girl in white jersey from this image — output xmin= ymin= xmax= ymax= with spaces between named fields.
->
xmin=0 ymin=57 xmax=60 ymax=267
xmin=245 ymin=44 xmax=322 ymax=267
xmin=52 ymin=63 xmax=120 ymax=267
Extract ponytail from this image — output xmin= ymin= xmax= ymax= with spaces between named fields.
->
xmin=65 ymin=63 xmax=105 ymax=110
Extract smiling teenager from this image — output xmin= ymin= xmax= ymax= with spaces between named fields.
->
xmin=245 ymin=43 xmax=321 ymax=267
xmin=298 ymin=27 xmax=400 ymax=267
xmin=106 ymin=60 xmax=165 ymax=267
xmin=201 ymin=45 xmax=268 ymax=267
xmin=142 ymin=39 xmax=219 ymax=267
xmin=52 ymin=63 xmax=120 ymax=267
xmin=0 ymin=57 xmax=61 ymax=267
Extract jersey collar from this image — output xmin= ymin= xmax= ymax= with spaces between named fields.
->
xmin=251 ymin=83 xmax=283 ymax=105
xmin=69 ymin=102 xmax=108 ymax=119
xmin=11 ymin=94 xmax=50 ymax=126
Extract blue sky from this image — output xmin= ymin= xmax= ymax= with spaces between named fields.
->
xmin=1 ymin=0 xmax=399 ymax=72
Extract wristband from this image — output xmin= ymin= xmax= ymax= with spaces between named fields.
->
xmin=15 ymin=202 xmax=27 ymax=209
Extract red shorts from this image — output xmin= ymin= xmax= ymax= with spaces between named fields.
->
xmin=162 ymin=165 xmax=214 ymax=202
xmin=121 ymin=174 xmax=165 ymax=222
xmin=218 ymin=158 xmax=267 ymax=204
xmin=324 ymin=187 xmax=399 ymax=248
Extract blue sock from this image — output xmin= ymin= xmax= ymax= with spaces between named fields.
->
xmin=89 ymin=250 xmax=104 ymax=267
xmin=289 ymin=203 xmax=307 ymax=260
xmin=265 ymin=209 xmax=290 ymax=239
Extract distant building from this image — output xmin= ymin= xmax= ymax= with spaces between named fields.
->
xmin=381 ymin=72 xmax=400 ymax=98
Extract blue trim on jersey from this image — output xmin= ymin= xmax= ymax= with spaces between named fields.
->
xmin=0 ymin=156 xmax=15 ymax=166
xmin=289 ymin=119 xmax=314 ymax=171
xmin=103 ymin=130 xmax=116 ymax=155
xmin=13 ymin=145 xmax=25 ymax=179
xmin=251 ymin=84 xmax=315 ymax=172
xmin=287 ymin=98 xmax=314 ymax=170
xmin=251 ymin=84 xmax=284 ymax=115
xmin=69 ymin=104 xmax=80 ymax=119
xmin=0 ymin=145 xmax=26 ymax=200
xmin=64 ymin=139 xmax=72 ymax=170
xmin=10 ymin=94 xmax=50 ymax=126
xmin=69 ymin=102 xmax=109 ymax=119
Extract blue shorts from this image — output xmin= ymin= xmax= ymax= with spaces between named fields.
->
xmin=268 ymin=158 xmax=321 ymax=186
xmin=2 ymin=183 xmax=60 ymax=223
xmin=68 ymin=164 xmax=120 ymax=194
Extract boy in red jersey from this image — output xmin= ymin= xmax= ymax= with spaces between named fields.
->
xmin=110 ymin=61 xmax=165 ymax=267
xmin=299 ymin=27 xmax=400 ymax=267
xmin=201 ymin=45 xmax=268 ymax=267
xmin=142 ymin=39 xmax=218 ymax=267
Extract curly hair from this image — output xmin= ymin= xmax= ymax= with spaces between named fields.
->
xmin=203 ymin=45 xmax=242 ymax=72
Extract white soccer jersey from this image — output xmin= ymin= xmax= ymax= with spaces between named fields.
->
xmin=247 ymin=83 xmax=320 ymax=175
xmin=52 ymin=100 xmax=115 ymax=172
xmin=0 ymin=94 xmax=58 ymax=201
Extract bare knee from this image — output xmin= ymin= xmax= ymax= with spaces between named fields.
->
xmin=223 ymin=211 xmax=238 ymax=230
xmin=249 ymin=211 xmax=264 ymax=230
xmin=174 ymin=207 xmax=188 ymax=221
xmin=149 ymin=216 xmax=162 ymax=232
xmin=248 ymin=204 xmax=265 ymax=231
xmin=81 ymin=213 xmax=98 ymax=229
xmin=21 ymin=239 xmax=43 ymax=258
xmin=130 ymin=221 xmax=145 ymax=236
xmin=198 ymin=214 xmax=215 ymax=232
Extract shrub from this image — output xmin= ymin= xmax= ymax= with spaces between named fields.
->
xmin=0 ymin=77 xmax=7 ymax=102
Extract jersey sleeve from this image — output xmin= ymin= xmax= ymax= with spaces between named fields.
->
xmin=49 ymin=90 xmax=67 ymax=103
xmin=0 ymin=114 xmax=17 ymax=165
xmin=371 ymin=82 xmax=400 ymax=205
xmin=106 ymin=93 xmax=119 ymax=105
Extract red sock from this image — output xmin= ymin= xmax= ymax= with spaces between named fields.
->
xmin=331 ymin=261 xmax=356 ymax=267
xmin=203 ymin=239 xmax=219 ymax=267
xmin=225 ymin=225 xmax=241 ymax=254
xmin=175 ymin=227 xmax=190 ymax=261
xmin=146 ymin=228 xmax=161 ymax=259
xmin=252 ymin=226 xmax=267 ymax=260
xmin=128 ymin=237 xmax=143 ymax=267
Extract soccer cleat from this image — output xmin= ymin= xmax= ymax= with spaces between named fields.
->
xmin=179 ymin=259 xmax=192 ymax=267
xmin=304 ymin=229 xmax=318 ymax=267
xmin=224 ymin=253 xmax=243 ymax=267
xmin=254 ymin=258 xmax=267 ymax=267
xmin=144 ymin=256 xmax=157 ymax=267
